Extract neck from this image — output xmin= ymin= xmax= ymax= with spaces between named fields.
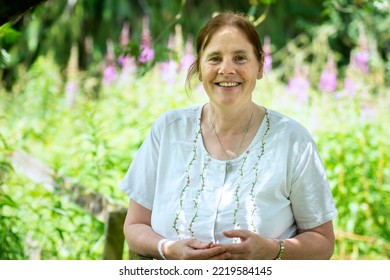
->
xmin=208 ymin=102 xmax=255 ymax=135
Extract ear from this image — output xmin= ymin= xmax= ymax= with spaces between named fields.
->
xmin=257 ymin=67 xmax=263 ymax=79
xmin=257 ymin=54 xmax=264 ymax=79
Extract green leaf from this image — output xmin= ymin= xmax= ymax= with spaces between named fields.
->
xmin=0 ymin=23 xmax=21 ymax=45
xmin=56 ymin=227 xmax=64 ymax=241
xmin=0 ymin=49 xmax=11 ymax=68
xmin=0 ymin=193 xmax=18 ymax=208
xmin=0 ymin=161 xmax=14 ymax=178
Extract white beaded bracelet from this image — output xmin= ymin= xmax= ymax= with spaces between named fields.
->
xmin=157 ymin=239 xmax=168 ymax=260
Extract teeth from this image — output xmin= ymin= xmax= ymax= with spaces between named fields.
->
xmin=219 ymin=82 xmax=239 ymax=87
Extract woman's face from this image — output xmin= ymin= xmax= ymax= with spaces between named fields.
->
xmin=199 ymin=26 xmax=263 ymax=107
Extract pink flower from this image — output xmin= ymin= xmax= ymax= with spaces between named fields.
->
xmin=141 ymin=17 xmax=152 ymax=49
xmin=65 ymin=81 xmax=78 ymax=107
xmin=287 ymin=77 xmax=309 ymax=103
xmin=138 ymin=17 xmax=154 ymax=63
xmin=105 ymin=39 xmax=115 ymax=65
xmin=318 ymin=54 xmax=338 ymax=93
xmin=161 ymin=60 xmax=178 ymax=84
xmin=103 ymin=39 xmax=117 ymax=85
xmin=342 ymin=77 xmax=358 ymax=98
xmin=263 ymin=36 xmax=272 ymax=74
xmin=103 ymin=65 xmax=117 ymax=85
xmin=319 ymin=69 xmax=337 ymax=92
xmin=120 ymin=21 xmax=130 ymax=47
xmin=117 ymin=21 xmax=137 ymax=77
xmin=139 ymin=47 xmax=154 ymax=63
xmin=180 ymin=36 xmax=195 ymax=71
xmin=180 ymin=53 xmax=194 ymax=71
xmin=351 ymin=25 xmax=370 ymax=73
xmin=353 ymin=49 xmax=369 ymax=73
xmin=65 ymin=81 xmax=78 ymax=94
xmin=287 ymin=67 xmax=310 ymax=103
xmin=319 ymin=71 xmax=336 ymax=92
xmin=119 ymin=56 xmax=136 ymax=78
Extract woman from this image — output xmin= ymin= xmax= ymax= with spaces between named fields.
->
xmin=119 ymin=12 xmax=338 ymax=260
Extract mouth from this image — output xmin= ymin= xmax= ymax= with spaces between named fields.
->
xmin=215 ymin=82 xmax=241 ymax=88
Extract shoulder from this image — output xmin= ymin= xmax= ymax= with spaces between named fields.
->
xmin=159 ymin=105 xmax=200 ymax=123
xmin=267 ymin=109 xmax=312 ymax=141
xmin=152 ymin=105 xmax=201 ymax=131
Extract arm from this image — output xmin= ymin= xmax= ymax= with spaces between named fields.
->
xmin=282 ymin=220 xmax=335 ymax=259
xmin=123 ymin=199 xmax=161 ymax=259
xmin=215 ymin=220 xmax=335 ymax=260
xmin=123 ymin=199 xmax=231 ymax=260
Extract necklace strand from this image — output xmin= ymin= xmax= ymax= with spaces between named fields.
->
xmin=209 ymin=106 xmax=254 ymax=160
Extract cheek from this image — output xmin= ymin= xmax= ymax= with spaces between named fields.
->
xmin=200 ymin=65 xmax=216 ymax=79
xmin=199 ymin=67 xmax=208 ymax=82
xmin=243 ymin=67 xmax=261 ymax=82
xmin=198 ymin=63 xmax=206 ymax=81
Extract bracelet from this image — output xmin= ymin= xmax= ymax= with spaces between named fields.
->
xmin=274 ymin=239 xmax=285 ymax=260
xmin=157 ymin=239 xmax=168 ymax=260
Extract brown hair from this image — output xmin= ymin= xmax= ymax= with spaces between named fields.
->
xmin=185 ymin=11 xmax=264 ymax=92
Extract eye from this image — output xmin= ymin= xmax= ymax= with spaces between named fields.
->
xmin=235 ymin=55 xmax=247 ymax=62
xmin=209 ymin=56 xmax=221 ymax=63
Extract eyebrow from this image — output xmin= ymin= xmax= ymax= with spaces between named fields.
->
xmin=205 ymin=49 xmax=249 ymax=57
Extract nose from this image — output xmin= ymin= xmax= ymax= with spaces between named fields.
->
xmin=218 ymin=60 xmax=235 ymax=76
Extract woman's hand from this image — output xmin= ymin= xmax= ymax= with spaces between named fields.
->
xmin=164 ymin=239 xmax=232 ymax=260
xmin=213 ymin=221 xmax=336 ymax=260
xmin=212 ymin=229 xmax=279 ymax=260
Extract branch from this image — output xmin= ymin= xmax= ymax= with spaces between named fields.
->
xmin=253 ymin=4 xmax=271 ymax=27
xmin=0 ymin=0 xmax=48 ymax=26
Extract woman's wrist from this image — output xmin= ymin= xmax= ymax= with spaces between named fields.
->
xmin=273 ymin=239 xmax=285 ymax=260
xmin=157 ymin=239 xmax=169 ymax=260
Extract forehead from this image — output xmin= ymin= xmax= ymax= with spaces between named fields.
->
xmin=204 ymin=26 xmax=253 ymax=54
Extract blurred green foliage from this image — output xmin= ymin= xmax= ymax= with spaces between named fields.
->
xmin=0 ymin=0 xmax=389 ymax=260
xmin=1 ymin=50 xmax=389 ymax=259
xmin=0 ymin=132 xmax=26 ymax=260
xmin=0 ymin=23 xmax=20 ymax=68
xmin=2 ymin=0 xmax=388 ymax=89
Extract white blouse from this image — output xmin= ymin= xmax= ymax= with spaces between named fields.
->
xmin=119 ymin=105 xmax=337 ymax=244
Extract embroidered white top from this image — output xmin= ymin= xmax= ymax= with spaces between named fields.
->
xmin=119 ymin=105 xmax=338 ymax=244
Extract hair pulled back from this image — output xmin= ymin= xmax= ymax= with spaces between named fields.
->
xmin=185 ymin=12 xmax=264 ymax=91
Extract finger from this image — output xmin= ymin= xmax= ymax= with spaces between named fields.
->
xmin=214 ymin=243 xmax=244 ymax=255
xmin=188 ymin=240 xmax=213 ymax=250
xmin=207 ymin=252 xmax=232 ymax=260
xmin=223 ymin=229 xmax=250 ymax=237
xmin=209 ymin=246 xmax=246 ymax=260
xmin=227 ymin=252 xmax=247 ymax=260
xmin=223 ymin=229 xmax=252 ymax=240
xmin=192 ymin=246 xmax=228 ymax=260
xmin=210 ymin=242 xmax=239 ymax=249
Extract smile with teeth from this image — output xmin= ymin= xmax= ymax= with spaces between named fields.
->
xmin=217 ymin=82 xmax=240 ymax=87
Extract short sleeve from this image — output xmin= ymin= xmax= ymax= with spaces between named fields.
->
xmin=118 ymin=119 xmax=162 ymax=210
xmin=289 ymin=132 xmax=338 ymax=229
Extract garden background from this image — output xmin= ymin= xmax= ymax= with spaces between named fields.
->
xmin=0 ymin=0 xmax=389 ymax=260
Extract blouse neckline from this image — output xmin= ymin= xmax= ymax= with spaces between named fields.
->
xmin=196 ymin=104 xmax=269 ymax=166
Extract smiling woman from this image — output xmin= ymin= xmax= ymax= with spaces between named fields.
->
xmin=119 ymin=11 xmax=338 ymax=260
xmin=199 ymin=26 xmax=262 ymax=108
